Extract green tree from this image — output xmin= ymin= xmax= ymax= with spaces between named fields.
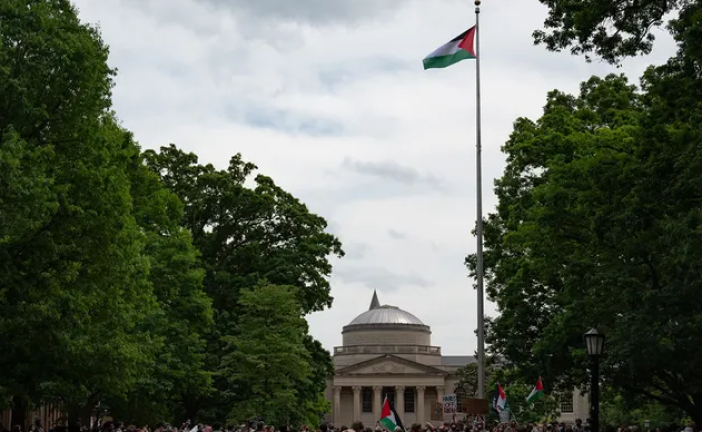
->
xmin=0 ymin=0 xmax=193 ymax=424
xmin=221 ymin=284 xmax=312 ymax=425
xmin=454 ymin=354 xmax=497 ymax=399
xmin=296 ymin=335 xmax=334 ymax=427
xmin=143 ymin=144 xmax=344 ymax=314
xmin=599 ymin=387 xmax=685 ymax=429
xmin=103 ymin=138 xmax=214 ymax=425
xmin=467 ymin=365 xmax=558 ymax=424
xmin=466 ymin=71 xmax=702 ymax=424
xmin=531 ymin=0 xmax=702 ymax=64
xmin=31 ymin=120 xmax=159 ymax=424
xmin=143 ymin=145 xmax=342 ymax=420
xmin=505 ymin=384 xmax=558 ymax=424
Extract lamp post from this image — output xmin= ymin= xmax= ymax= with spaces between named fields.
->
xmin=585 ymin=328 xmax=605 ymax=432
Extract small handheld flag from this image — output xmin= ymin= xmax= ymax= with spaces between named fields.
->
xmin=379 ymin=396 xmax=405 ymax=432
xmin=526 ymin=377 xmax=544 ymax=403
xmin=492 ymin=383 xmax=507 ymax=413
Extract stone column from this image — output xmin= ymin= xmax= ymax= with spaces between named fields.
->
xmin=417 ymin=386 xmax=426 ymax=424
xmin=395 ymin=386 xmax=405 ymax=420
xmin=436 ymin=385 xmax=445 ymax=402
xmin=353 ymin=386 xmax=362 ymax=421
xmin=436 ymin=386 xmax=445 ymax=422
xmin=373 ymin=386 xmax=383 ymax=420
xmin=333 ymin=386 xmax=342 ymax=425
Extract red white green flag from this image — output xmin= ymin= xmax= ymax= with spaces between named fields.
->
xmin=526 ymin=377 xmax=544 ymax=403
xmin=379 ymin=396 xmax=405 ymax=431
xmin=492 ymin=382 xmax=507 ymax=413
xmin=423 ymin=26 xmax=477 ymax=70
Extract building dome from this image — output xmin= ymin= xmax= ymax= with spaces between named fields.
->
xmin=348 ymin=305 xmax=425 ymax=326
xmin=340 ymin=290 xmax=431 ymax=347
xmin=342 ymin=290 xmax=430 ymax=332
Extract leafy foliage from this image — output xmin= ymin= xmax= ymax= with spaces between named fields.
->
xmin=144 ymin=145 xmax=341 ymax=422
xmin=599 ymin=387 xmax=685 ymax=428
xmin=0 ymin=0 xmax=161 ymax=422
xmin=489 ymin=370 xmax=559 ymax=424
xmin=104 ymin=143 xmax=214 ymax=425
xmin=532 ymin=0 xmax=684 ymax=63
xmin=467 ymin=69 xmax=702 ymax=424
xmin=143 ymin=144 xmax=344 ymax=315
xmin=454 ymin=355 xmax=498 ymax=398
xmin=1 ymin=0 xmax=340 ymax=425
xmin=221 ymin=284 xmax=312 ymax=426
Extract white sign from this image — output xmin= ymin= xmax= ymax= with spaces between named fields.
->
xmin=499 ymin=409 xmax=511 ymax=423
xmin=443 ymin=394 xmax=457 ymax=414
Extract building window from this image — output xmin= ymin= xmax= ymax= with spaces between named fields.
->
xmin=362 ymin=388 xmax=373 ymax=413
xmin=404 ymin=387 xmax=415 ymax=413
xmin=382 ymin=387 xmax=396 ymax=406
xmin=560 ymin=394 xmax=574 ymax=413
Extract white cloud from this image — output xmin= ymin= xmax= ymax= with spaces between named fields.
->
xmin=74 ymin=0 xmax=678 ymax=356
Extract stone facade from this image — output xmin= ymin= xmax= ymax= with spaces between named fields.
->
xmin=325 ymin=291 xmax=589 ymax=426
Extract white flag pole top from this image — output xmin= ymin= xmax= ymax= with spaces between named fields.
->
xmin=474 ymin=0 xmax=486 ymax=400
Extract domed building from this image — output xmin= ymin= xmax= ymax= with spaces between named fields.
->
xmin=325 ymin=290 xmax=475 ymax=426
xmin=324 ymin=291 xmax=588 ymax=426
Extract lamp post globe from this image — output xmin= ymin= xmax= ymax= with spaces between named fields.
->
xmin=585 ymin=328 xmax=605 ymax=356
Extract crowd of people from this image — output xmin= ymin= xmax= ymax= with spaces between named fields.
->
xmin=2 ymin=418 xmax=696 ymax=432
xmin=330 ymin=420 xmax=695 ymax=432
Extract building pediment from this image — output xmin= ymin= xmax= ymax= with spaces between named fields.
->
xmin=336 ymin=354 xmax=448 ymax=376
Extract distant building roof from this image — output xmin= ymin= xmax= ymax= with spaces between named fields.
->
xmin=441 ymin=356 xmax=477 ymax=366
xmin=348 ymin=305 xmax=426 ymax=326
xmin=346 ymin=291 xmax=426 ymax=326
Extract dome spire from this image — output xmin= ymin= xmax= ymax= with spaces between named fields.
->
xmin=369 ymin=289 xmax=380 ymax=310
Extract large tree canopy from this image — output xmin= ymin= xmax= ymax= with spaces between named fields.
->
xmin=1 ymin=0 xmax=340 ymax=425
xmin=143 ymin=145 xmax=342 ymax=422
xmin=104 ymin=140 xmax=214 ymax=425
xmin=143 ymin=145 xmax=344 ymax=315
xmin=468 ymin=69 xmax=702 ymax=423
xmin=533 ymin=0 xmax=697 ymax=63
xmin=0 ymin=0 xmax=159 ymax=420
xmin=0 ymin=0 xmax=216 ymax=424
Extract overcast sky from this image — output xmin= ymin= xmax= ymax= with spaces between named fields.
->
xmin=74 ymin=0 xmax=677 ymax=355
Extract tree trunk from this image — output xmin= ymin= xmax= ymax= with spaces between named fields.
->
xmin=65 ymin=406 xmax=80 ymax=429
xmin=10 ymin=396 xmax=27 ymax=430
xmin=66 ymin=393 xmax=99 ymax=429
xmin=183 ymin=393 xmax=199 ymax=423
xmin=80 ymin=393 xmax=100 ymax=428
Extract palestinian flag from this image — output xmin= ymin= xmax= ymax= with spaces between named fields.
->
xmin=492 ymin=383 xmax=507 ymax=413
xmin=423 ymin=26 xmax=477 ymax=70
xmin=526 ymin=377 xmax=544 ymax=403
xmin=379 ymin=396 xmax=405 ymax=431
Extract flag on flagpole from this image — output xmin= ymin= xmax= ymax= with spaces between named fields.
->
xmin=422 ymin=26 xmax=477 ymax=69
xmin=422 ymin=5 xmax=488 ymax=407
xmin=379 ymin=396 xmax=405 ymax=431
xmin=526 ymin=377 xmax=545 ymax=403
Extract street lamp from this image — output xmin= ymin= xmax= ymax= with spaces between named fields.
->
xmin=584 ymin=328 xmax=605 ymax=432
xmin=644 ymin=420 xmax=650 ymax=430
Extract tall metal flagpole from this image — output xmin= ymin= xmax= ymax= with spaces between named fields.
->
xmin=474 ymin=0 xmax=486 ymax=400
